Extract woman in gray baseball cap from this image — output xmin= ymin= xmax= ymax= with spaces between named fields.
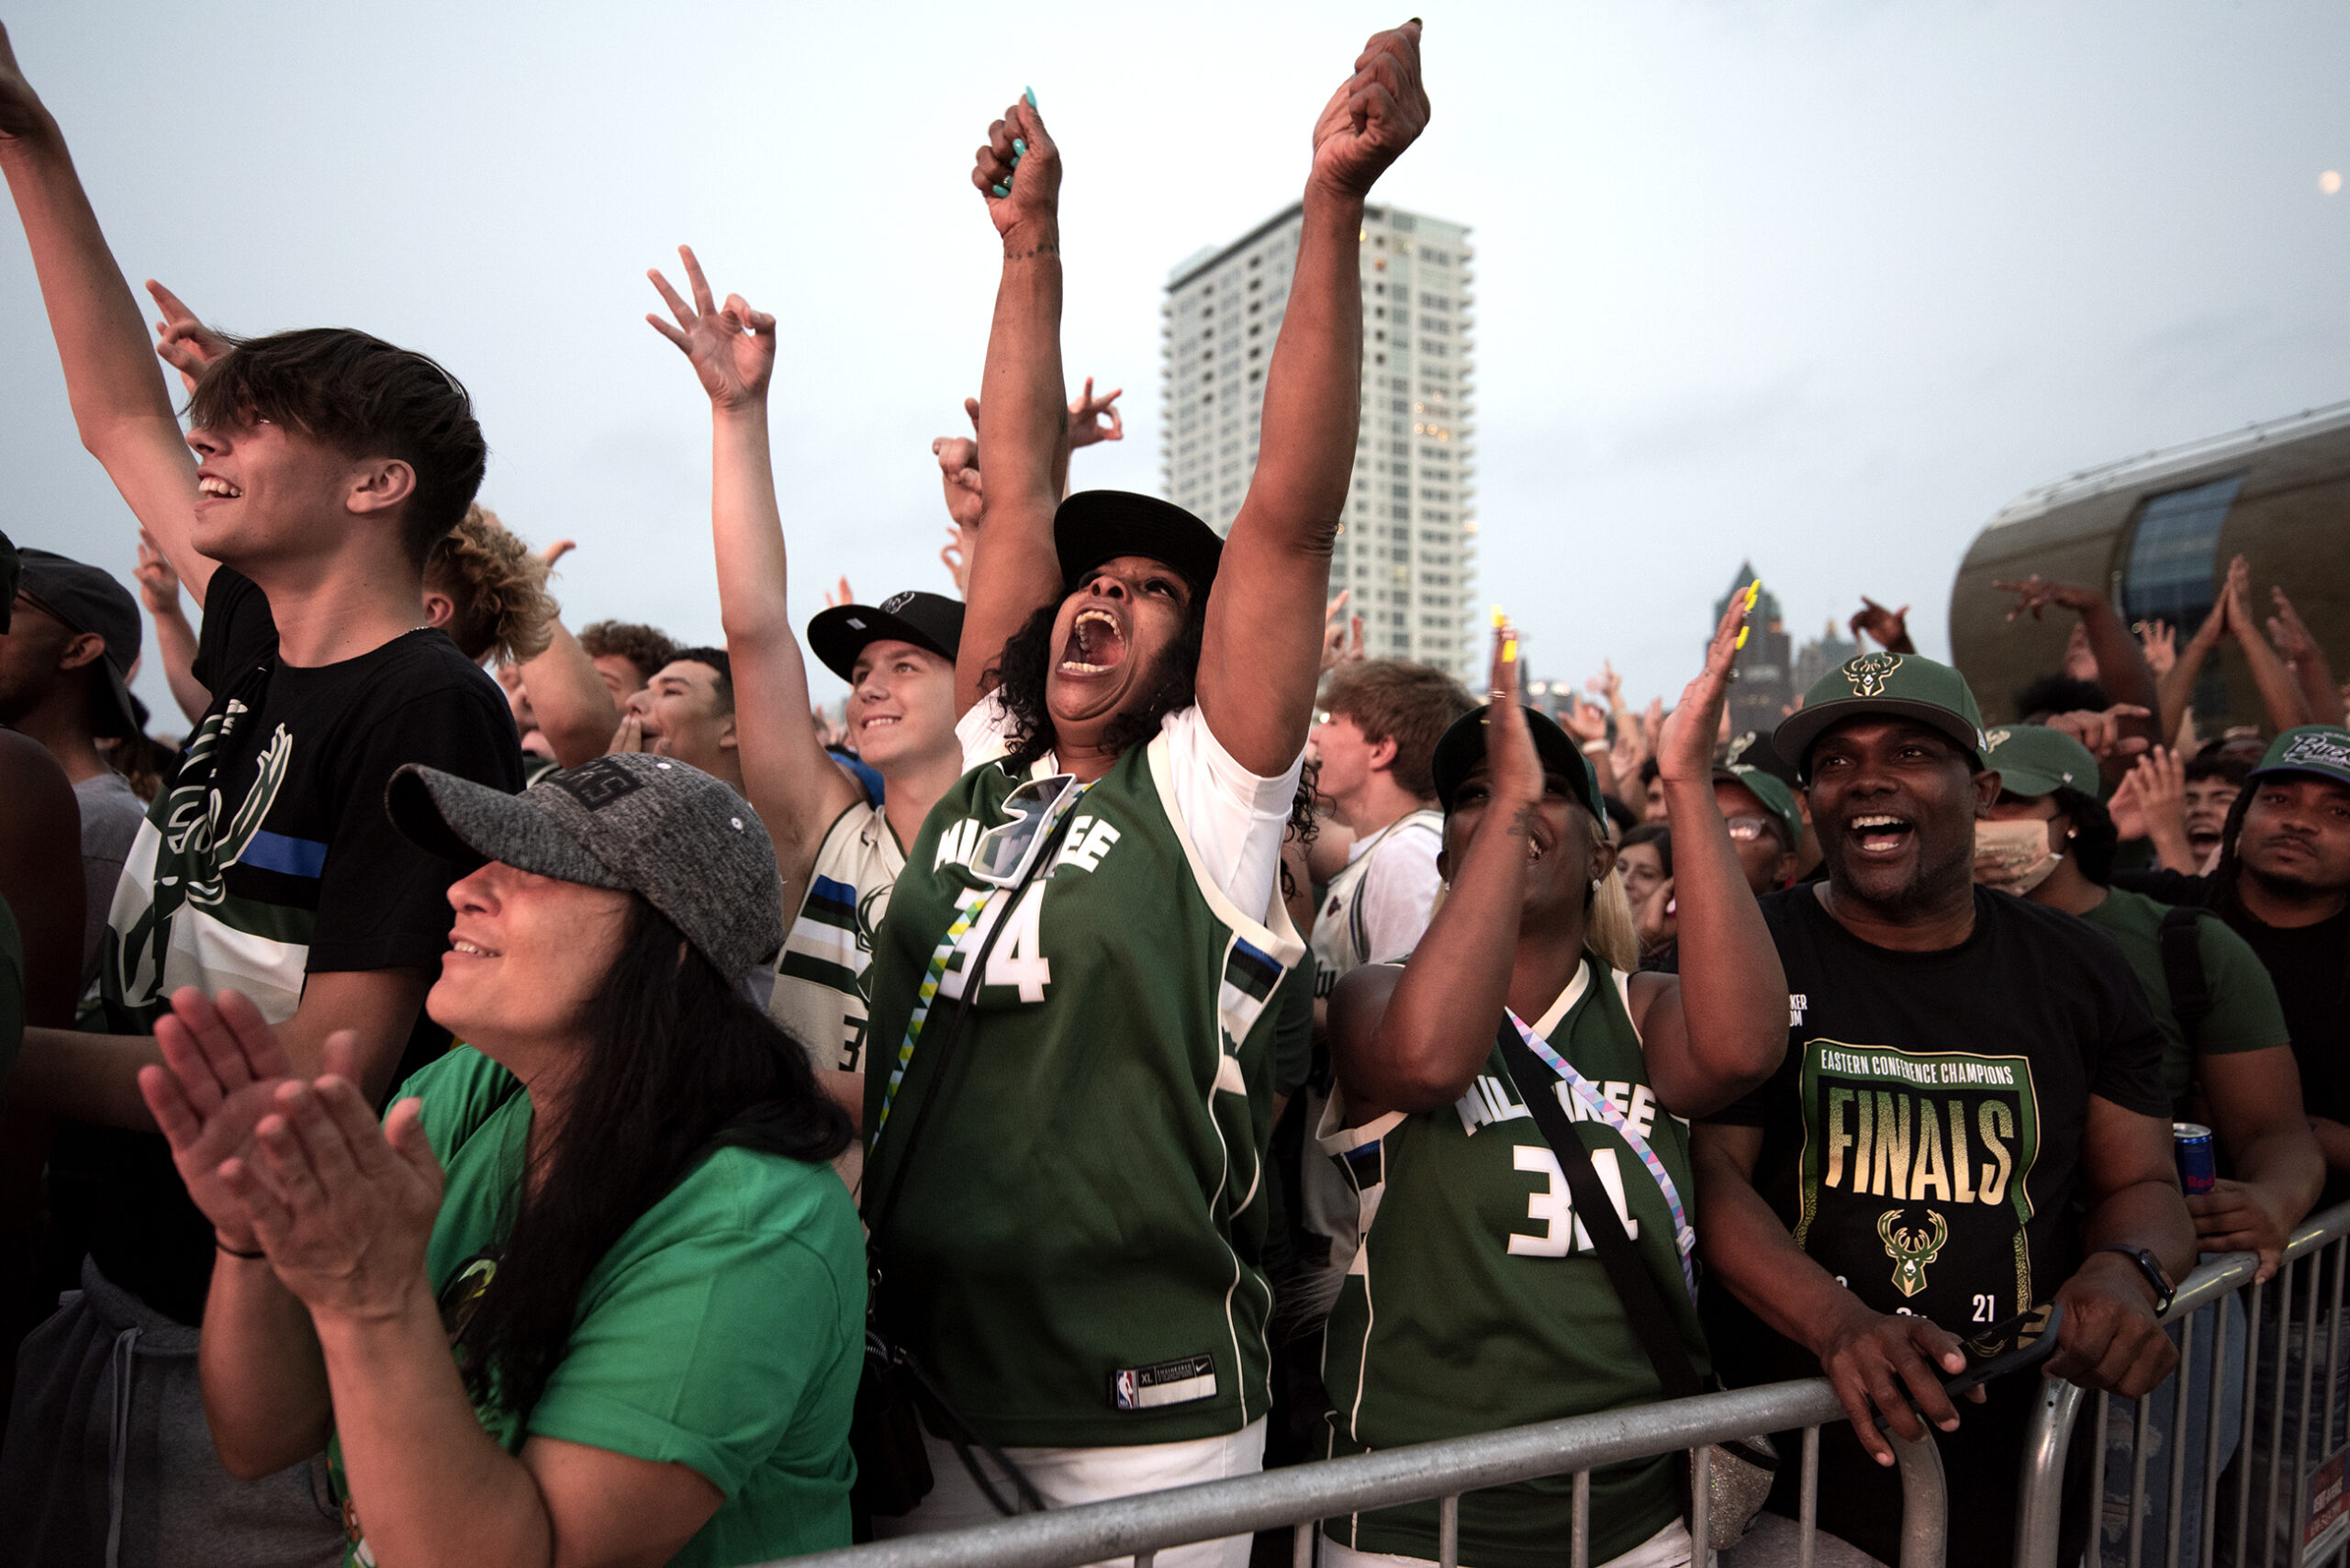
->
xmin=134 ymin=753 xmax=864 ymax=1567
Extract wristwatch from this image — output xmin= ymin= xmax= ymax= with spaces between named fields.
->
xmin=2094 ymin=1245 xmax=2176 ymax=1316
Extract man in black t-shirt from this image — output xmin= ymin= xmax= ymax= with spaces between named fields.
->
xmin=1 ymin=41 xmax=520 ymax=1562
xmin=1693 ymin=652 xmax=2194 ymax=1568
xmin=2117 ymin=725 xmax=2350 ymax=1200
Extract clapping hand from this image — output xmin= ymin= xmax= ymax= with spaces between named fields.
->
xmin=224 ymin=1069 xmax=444 ymax=1323
xmin=2268 ymin=587 xmax=2322 ymax=670
xmin=136 ymin=989 xmax=309 ymax=1254
xmin=1658 ymin=585 xmax=1753 ymax=787
xmin=1308 ymin=20 xmax=1429 ymax=202
xmin=646 ymin=246 xmax=775 ymax=412
xmin=146 ymin=281 xmax=232 ymax=393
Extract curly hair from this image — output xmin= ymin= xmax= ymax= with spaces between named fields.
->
xmin=577 ymin=621 xmax=681 ymax=689
xmin=988 ymin=597 xmax=1319 ymax=893
xmin=423 ymin=506 xmax=558 ymax=665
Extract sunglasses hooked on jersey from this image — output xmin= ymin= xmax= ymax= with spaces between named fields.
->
xmin=968 ymin=774 xmax=1083 ymax=888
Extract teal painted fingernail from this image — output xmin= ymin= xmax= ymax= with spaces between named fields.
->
xmin=1024 ymin=85 xmax=1037 ymax=107
xmin=1012 ymin=138 xmax=1026 ymax=160
xmin=990 ymin=183 xmax=1010 ymax=197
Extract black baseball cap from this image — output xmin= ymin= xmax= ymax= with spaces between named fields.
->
xmin=806 ymin=590 xmax=965 ymax=684
xmin=388 ymin=753 xmax=783 ymax=981
xmin=1055 ymin=490 xmax=1222 ymax=597
xmin=1431 ymin=702 xmax=1606 ymax=822
xmin=17 ymin=547 xmax=141 ymax=737
xmin=2248 ymin=726 xmax=2350 ymax=790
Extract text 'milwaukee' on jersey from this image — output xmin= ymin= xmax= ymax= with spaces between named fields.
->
xmin=861 ymin=730 xmax=1304 ymax=1448
xmin=769 ymin=801 xmax=905 ymax=1079
xmin=1316 ymin=961 xmax=1700 ymax=1568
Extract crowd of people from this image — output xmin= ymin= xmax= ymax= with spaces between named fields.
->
xmin=0 ymin=16 xmax=2346 ymax=1568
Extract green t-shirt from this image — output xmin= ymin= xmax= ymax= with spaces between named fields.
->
xmin=2082 ymin=888 xmax=2290 ymax=1103
xmin=330 ymin=1047 xmax=865 ymax=1568
xmin=1318 ymin=960 xmax=1702 ymax=1567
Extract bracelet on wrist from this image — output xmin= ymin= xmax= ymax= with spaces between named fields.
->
xmin=214 ymin=1237 xmax=266 ymax=1261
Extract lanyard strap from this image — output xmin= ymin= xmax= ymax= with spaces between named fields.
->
xmin=870 ymin=887 xmax=998 ymax=1148
xmin=870 ymin=779 xmax=1091 ymax=1149
xmin=1504 ymin=992 xmax=1698 ymax=1304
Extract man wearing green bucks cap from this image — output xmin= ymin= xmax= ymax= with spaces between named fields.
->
xmin=1713 ymin=763 xmax=1803 ymax=897
xmin=1692 ymin=651 xmax=2194 ymax=1567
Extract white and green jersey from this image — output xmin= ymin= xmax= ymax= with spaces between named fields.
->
xmin=862 ymin=701 xmax=1305 ymax=1448
xmin=1317 ymin=960 xmax=1702 ymax=1568
xmin=769 ymin=801 xmax=903 ymax=1080
xmin=1307 ymin=809 xmax=1444 ymax=991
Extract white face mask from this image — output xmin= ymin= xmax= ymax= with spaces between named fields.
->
xmin=1975 ymin=817 xmax=2064 ymax=896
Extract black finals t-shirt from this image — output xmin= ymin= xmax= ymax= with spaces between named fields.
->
xmin=53 ymin=567 xmax=521 ymax=1323
xmin=1704 ymin=884 xmax=2167 ymax=1565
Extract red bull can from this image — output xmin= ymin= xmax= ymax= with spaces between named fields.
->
xmin=2174 ymin=1123 xmax=2216 ymax=1195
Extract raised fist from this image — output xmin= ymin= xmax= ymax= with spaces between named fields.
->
xmin=1309 ymin=20 xmax=1429 ymax=200
xmin=973 ymin=96 xmax=1061 ymax=241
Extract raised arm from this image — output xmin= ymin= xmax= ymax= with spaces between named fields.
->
xmin=514 ymin=617 xmax=621 ymax=769
xmin=132 ymin=532 xmax=209 ymax=725
xmin=1627 ymin=588 xmax=1788 ymax=1116
xmin=1997 ymin=575 xmax=2162 ymax=749
xmin=0 ymin=27 xmax=211 ymax=602
xmin=2266 ymin=587 xmax=2339 ymax=733
xmin=646 ymin=247 xmax=859 ymax=896
xmin=958 ymin=98 xmax=1070 ymax=714
xmin=1332 ymin=622 xmax=1539 ymax=1118
xmin=2220 ymin=556 xmax=2311 ymax=733
xmin=1198 ymin=21 xmax=1427 ymax=776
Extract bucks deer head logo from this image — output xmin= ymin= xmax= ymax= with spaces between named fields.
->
xmin=1877 ymin=1208 xmax=1947 ymax=1298
xmin=1844 ymin=652 xmax=1903 ymax=698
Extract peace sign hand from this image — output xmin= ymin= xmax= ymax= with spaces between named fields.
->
xmin=645 ymin=245 xmax=776 ymax=411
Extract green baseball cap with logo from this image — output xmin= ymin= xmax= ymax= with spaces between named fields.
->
xmin=1772 ymin=651 xmax=1989 ymax=781
xmin=1713 ymin=763 xmax=1804 ymax=850
xmin=2248 ymin=725 xmax=2350 ymax=790
xmin=1981 ymin=724 xmax=2101 ymax=799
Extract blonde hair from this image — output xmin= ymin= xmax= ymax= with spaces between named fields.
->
xmin=424 ymin=505 xmax=558 ymax=665
xmin=1585 ymin=864 xmax=1640 ymax=974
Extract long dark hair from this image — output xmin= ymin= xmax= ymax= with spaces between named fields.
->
xmin=457 ymin=897 xmax=852 ymax=1419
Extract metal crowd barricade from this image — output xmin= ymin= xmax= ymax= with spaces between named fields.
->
xmin=778 ymin=1377 xmax=1950 ymax=1568
xmin=2015 ymin=1199 xmax=2350 ymax=1568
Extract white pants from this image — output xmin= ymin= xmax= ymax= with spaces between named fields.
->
xmin=874 ymin=1417 xmax=1269 ymax=1568
xmin=1319 ymin=1517 xmax=1702 ymax=1568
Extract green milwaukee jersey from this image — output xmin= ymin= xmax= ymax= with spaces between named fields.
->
xmin=1318 ymin=960 xmax=1702 ymax=1567
xmin=862 ymin=728 xmax=1305 ymax=1447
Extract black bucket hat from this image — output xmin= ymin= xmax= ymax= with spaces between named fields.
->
xmin=1054 ymin=490 xmax=1223 ymax=597
xmin=806 ymin=590 xmax=965 ymax=684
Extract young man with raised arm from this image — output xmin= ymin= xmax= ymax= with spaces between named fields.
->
xmin=0 ymin=26 xmax=520 ymax=1562
xmin=1691 ymin=653 xmax=2195 ymax=1568
xmin=643 ymin=246 xmax=968 ymax=1162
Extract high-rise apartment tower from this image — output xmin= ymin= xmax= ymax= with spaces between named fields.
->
xmin=1160 ymin=202 xmax=1477 ymax=681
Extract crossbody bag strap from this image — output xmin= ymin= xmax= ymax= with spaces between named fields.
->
xmin=1493 ymin=1022 xmax=1706 ymax=1404
xmin=862 ymin=801 xmax=1088 ymax=1266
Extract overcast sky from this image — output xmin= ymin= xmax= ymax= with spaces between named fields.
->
xmin=4 ymin=0 xmax=2344 ymax=723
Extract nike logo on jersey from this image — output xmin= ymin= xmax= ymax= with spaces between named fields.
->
xmin=1456 ymin=1073 xmax=1659 ymax=1141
